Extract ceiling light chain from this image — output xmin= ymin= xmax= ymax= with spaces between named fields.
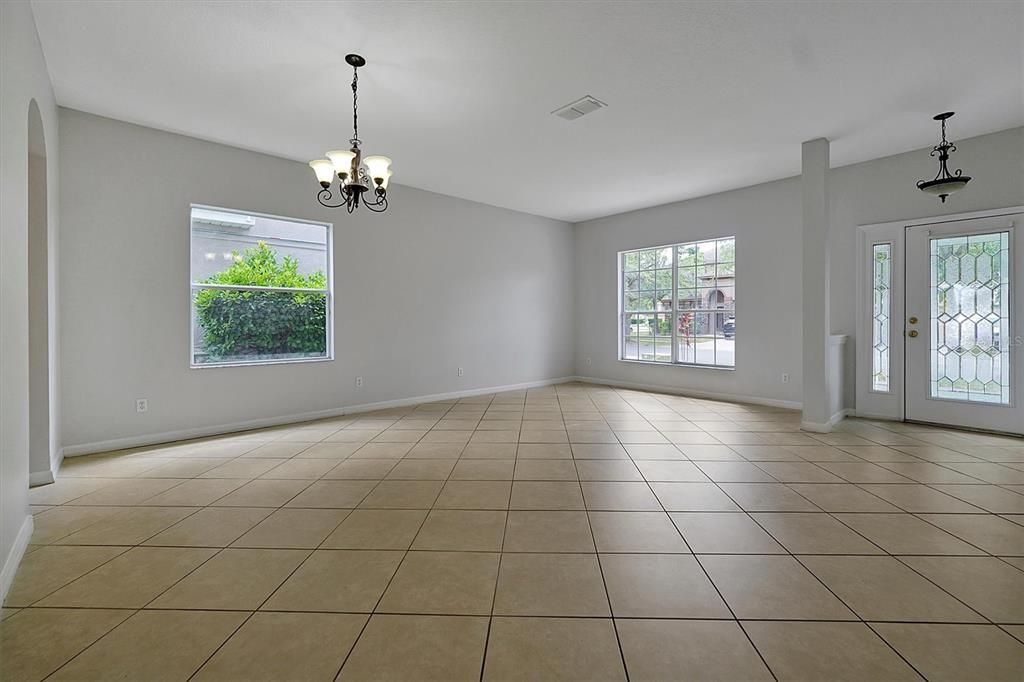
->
xmin=916 ymin=111 xmax=971 ymax=203
xmin=308 ymin=54 xmax=392 ymax=214
xmin=349 ymin=62 xmax=360 ymax=147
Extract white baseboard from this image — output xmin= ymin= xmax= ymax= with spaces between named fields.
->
xmin=1 ymin=514 xmax=34 ymax=605
xmin=28 ymin=447 xmax=64 ymax=487
xmin=29 ymin=469 xmax=54 ymax=487
xmin=572 ymin=375 xmax=802 ymax=411
xmin=801 ymin=408 xmax=852 ymax=433
xmin=62 ymin=376 xmax=578 ymax=457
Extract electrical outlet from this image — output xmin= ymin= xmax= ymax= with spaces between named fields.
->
xmin=136 ymin=398 xmax=148 ymax=413
xmin=458 ymin=367 xmax=464 ymax=377
xmin=355 ymin=376 xmax=363 ymax=388
xmin=781 ymin=373 xmax=790 ymax=384
xmin=586 ymin=357 xmax=592 ymax=366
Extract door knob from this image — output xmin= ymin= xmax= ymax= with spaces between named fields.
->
xmin=908 ymin=330 xmax=919 ymax=338
xmin=908 ymin=316 xmax=919 ymax=325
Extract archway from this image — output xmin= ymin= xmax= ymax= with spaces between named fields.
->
xmin=706 ymin=289 xmax=727 ymax=333
xmin=27 ymin=99 xmax=52 ymax=485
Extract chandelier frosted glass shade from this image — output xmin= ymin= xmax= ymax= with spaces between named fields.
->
xmin=308 ymin=54 xmax=393 ymax=214
xmin=326 ymin=150 xmax=356 ymax=174
xmin=308 ymin=159 xmax=335 ymax=185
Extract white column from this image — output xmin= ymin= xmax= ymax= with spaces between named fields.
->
xmin=801 ymin=138 xmax=833 ymax=431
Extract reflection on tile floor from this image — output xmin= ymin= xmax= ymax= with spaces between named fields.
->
xmin=3 ymin=382 xmax=1024 ymax=680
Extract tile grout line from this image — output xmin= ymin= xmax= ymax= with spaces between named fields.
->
xmin=478 ymin=394 xmax=515 ymax=682
xmin=577 ymin=436 xmax=632 ymax=682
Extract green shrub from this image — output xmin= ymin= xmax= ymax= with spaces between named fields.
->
xmin=195 ymin=242 xmax=327 ymax=360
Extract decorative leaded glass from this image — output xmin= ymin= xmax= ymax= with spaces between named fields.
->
xmin=930 ymin=231 xmax=1011 ymax=405
xmin=872 ymin=243 xmax=891 ymax=392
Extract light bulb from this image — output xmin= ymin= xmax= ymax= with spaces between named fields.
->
xmin=308 ymin=159 xmax=334 ymax=186
xmin=363 ymin=155 xmax=392 ymax=182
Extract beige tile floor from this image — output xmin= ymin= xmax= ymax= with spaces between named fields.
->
xmin=3 ymin=382 xmax=1024 ymax=681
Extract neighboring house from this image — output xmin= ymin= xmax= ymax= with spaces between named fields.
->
xmin=658 ymin=273 xmax=735 ymax=333
xmin=190 ymin=208 xmax=327 ymax=282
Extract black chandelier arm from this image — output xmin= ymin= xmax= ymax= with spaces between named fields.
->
xmin=316 ymin=187 xmax=351 ymax=209
xmin=926 ymin=146 xmax=965 ymax=182
xmin=362 ymin=190 xmax=389 ymax=213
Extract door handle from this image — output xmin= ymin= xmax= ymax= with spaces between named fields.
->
xmin=908 ymin=316 xmax=919 ymax=325
xmin=908 ymin=330 xmax=919 ymax=338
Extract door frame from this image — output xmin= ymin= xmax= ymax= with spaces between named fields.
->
xmin=855 ymin=205 xmax=1024 ymax=424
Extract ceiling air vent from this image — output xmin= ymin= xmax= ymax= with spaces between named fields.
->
xmin=552 ymin=95 xmax=607 ymax=121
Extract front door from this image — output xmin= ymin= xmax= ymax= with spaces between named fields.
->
xmin=905 ymin=214 xmax=1024 ymax=434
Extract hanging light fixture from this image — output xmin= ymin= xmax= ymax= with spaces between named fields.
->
xmin=916 ymin=112 xmax=971 ymax=203
xmin=309 ymin=54 xmax=392 ymax=213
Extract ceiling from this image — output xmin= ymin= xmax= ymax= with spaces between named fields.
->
xmin=30 ymin=0 xmax=1024 ymax=222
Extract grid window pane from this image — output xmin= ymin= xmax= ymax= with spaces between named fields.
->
xmin=717 ymin=238 xmax=735 ymax=264
xmin=622 ymin=313 xmax=640 ymax=360
xmin=623 ymin=237 xmax=735 ymax=368
xmin=191 ymin=206 xmax=331 ymax=367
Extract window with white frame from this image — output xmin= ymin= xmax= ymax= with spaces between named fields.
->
xmin=620 ymin=237 xmax=735 ymax=368
xmin=190 ymin=206 xmax=332 ymax=367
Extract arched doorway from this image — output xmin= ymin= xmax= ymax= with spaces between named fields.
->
xmin=27 ymin=99 xmax=52 ymax=485
xmin=707 ymin=289 xmax=726 ymax=333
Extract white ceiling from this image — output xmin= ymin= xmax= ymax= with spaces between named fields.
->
xmin=30 ymin=0 xmax=1024 ymax=222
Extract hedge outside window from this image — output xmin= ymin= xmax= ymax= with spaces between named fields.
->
xmin=190 ymin=206 xmax=332 ymax=367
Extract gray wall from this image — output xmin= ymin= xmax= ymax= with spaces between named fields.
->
xmin=574 ymin=177 xmax=804 ymax=406
xmin=1 ymin=0 xmax=61 ymax=595
xmin=59 ymin=109 xmax=575 ymax=450
xmin=573 ymin=127 xmax=1024 ymax=408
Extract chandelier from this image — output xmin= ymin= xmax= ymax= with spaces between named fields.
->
xmin=308 ymin=54 xmax=393 ymax=213
xmin=916 ymin=112 xmax=971 ymax=203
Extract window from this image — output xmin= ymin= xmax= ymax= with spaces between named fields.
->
xmin=620 ymin=236 xmax=735 ymax=368
xmin=871 ymin=243 xmax=892 ymax=392
xmin=930 ymin=231 xmax=1010 ymax=404
xmin=190 ymin=206 xmax=332 ymax=367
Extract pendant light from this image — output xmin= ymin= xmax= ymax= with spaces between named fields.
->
xmin=916 ymin=112 xmax=971 ymax=203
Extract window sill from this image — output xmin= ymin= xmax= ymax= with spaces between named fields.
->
xmin=617 ymin=359 xmax=735 ymax=371
xmin=190 ymin=356 xmax=334 ymax=370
